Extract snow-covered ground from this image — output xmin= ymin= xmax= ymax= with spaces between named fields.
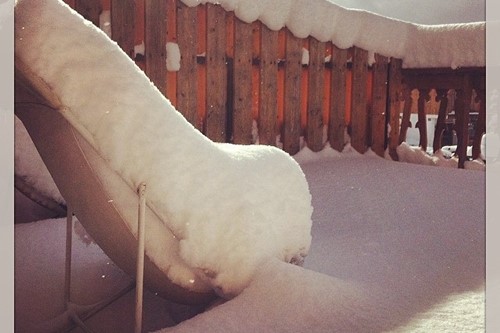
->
xmin=15 ymin=149 xmax=485 ymax=332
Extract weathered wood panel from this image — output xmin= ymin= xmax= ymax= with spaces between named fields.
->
xmin=144 ymin=0 xmax=167 ymax=92
xmin=350 ymin=47 xmax=369 ymax=154
xmin=398 ymin=87 xmax=412 ymax=145
xmin=232 ymin=18 xmax=254 ymax=144
xmin=472 ymin=89 xmax=486 ymax=159
xmin=329 ymin=45 xmax=348 ymax=152
xmin=282 ymin=31 xmax=302 ymax=155
xmin=205 ymin=4 xmax=227 ymax=142
xmin=111 ymin=0 xmax=135 ymax=59
xmin=371 ymin=54 xmax=388 ymax=157
xmin=454 ymin=75 xmax=472 ymax=168
xmin=388 ymin=58 xmax=403 ymax=160
xmin=165 ymin=0 xmax=177 ymax=104
xmin=306 ymin=38 xmax=325 ymax=152
xmin=432 ymin=89 xmax=449 ymax=152
xmin=259 ymin=24 xmax=279 ymax=146
xmin=176 ymin=2 xmax=199 ymax=128
xmin=416 ymin=89 xmax=429 ymax=150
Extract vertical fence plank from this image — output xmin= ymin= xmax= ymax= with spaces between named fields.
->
xmin=455 ymin=75 xmax=472 ymax=168
xmin=472 ymin=89 xmax=486 ymax=159
xmin=232 ymin=18 xmax=253 ymax=144
xmin=111 ymin=0 xmax=135 ymax=59
xmin=433 ymin=89 xmax=449 ymax=152
xmin=144 ymin=0 xmax=167 ymax=93
xmin=165 ymin=0 xmax=177 ymax=104
xmin=205 ymin=4 xmax=227 ymax=142
xmin=197 ymin=6 xmax=207 ymax=130
xmin=282 ymin=30 xmax=302 ymax=155
xmin=306 ymin=38 xmax=325 ymax=152
xmin=350 ymin=47 xmax=369 ymax=154
xmin=176 ymin=1 xmax=199 ymax=128
xmin=259 ymin=25 xmax=279 ymax=146
xmin=251 ymin=22 xmax=261 ymax=124
xmin=329 ymin=45 xmax=348 ymax=152
xmin=371 ymin=54 xmax=388 ymax=157
xmin=75 ymin=0 xmax=102 ymax=26
xmin=398 ymin=87 xmax=412 ymax=144
xmin=388 ymin=58 xmax=403 ymax=160
xmin=416 ymin=89 xmax=429 ymax=150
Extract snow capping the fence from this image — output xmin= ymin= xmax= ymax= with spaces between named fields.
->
xmin=181 ymin=0 xmax=485 ymax=69
xmin=15 ymin=0 xmax=313 ymax=297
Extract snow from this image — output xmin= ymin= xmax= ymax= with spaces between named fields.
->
xmin=134 ymin=40 xmax=145 ymax=58
xmin=159 ymin=152 xmax=484 ymax=332
xmin=328 ymin=0 xmax=485 ymax=25
xmin=395 ymin=142 xmax=486 ymax=170
xmin=15 ymin=151 xmax=485 ymax=332
xmin=179 ymin=0 xmax=485 ymax=69
xmin=15 ymin=0 xmax=313 ymax=297
xmin=166 ymin=42 xmax=181 ymax=71
xmin=12 ymin=0 xmax=488 ymax=331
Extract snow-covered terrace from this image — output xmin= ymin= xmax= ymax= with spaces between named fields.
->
xmin=13 ymin=0 xmax=487 ymax=332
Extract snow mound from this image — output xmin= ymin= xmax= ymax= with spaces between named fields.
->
xmin=15 ymin=0 xmax=313 ymax=297
xmin=396 ymin=142 xmax=485 ymax=171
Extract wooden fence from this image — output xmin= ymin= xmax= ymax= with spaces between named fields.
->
xmin=64 ymin=0 xmax=486 ymax=168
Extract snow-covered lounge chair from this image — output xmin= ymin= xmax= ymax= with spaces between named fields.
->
xmin=15 ymin=65 xmax=216 ymax=305
xmin=15 ymin=0 xmax=312 ymax=309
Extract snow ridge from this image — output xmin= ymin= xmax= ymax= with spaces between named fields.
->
xmin=181 ymin=0 xmax=485 ymax=68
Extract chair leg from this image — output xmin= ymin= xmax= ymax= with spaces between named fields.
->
xmin=135 ymin=183 xmax=147 ymax=333
xmin=64 ymin=208 xmax=97 ymax=333
xmin=29 ymin=188 xmax=147 ymax=332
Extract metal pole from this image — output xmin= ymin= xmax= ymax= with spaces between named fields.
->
xmin=135 ymin=183 xmax=147 ymax=333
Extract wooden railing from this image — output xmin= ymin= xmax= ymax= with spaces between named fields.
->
xmin=64 ymin=0 xmax=486 ymax=168
xmin=400 ymin=68 xmax=486 ymax=167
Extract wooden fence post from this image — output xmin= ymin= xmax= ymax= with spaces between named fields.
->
xmin=145 ymin=0 xmax=167 ymax=93
xmin=282 ymin=30 xmax=302 ymax=155
xmin=371 ymin=54 xmax=389 ymax=157
xmin=232 ymin=18 xmax=254 ymax=144
xmin=259 ymin=24 xmax=279 ymax=146
xmin=417 ymin=88 xmax=430 ymax=150
xmin=388 ymin=58 xmax=403 ymax=160
xmin=306 ymin=38 xmax=325 ymax=152
xmin=329 ymin=45 xmax=348 ymax=152
xmin=176 ymin=1 xmax=199 ymax=129
xmin=433 ymin=89 xmax=449 ymax=153
xmin=398 ymin=86 xmax=412 ymax=145
xmin=111 ymin=0 xmax=136 ymax=59
xmin=455 ymin=74 xmax=472 ymax=168
xmin=472 ymin=89 xmax=486 ymax=159
xmin=205 ymin=4 xmax=228 ymax=142
xmin=350 ymin=47 xmax=369 ymax=154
